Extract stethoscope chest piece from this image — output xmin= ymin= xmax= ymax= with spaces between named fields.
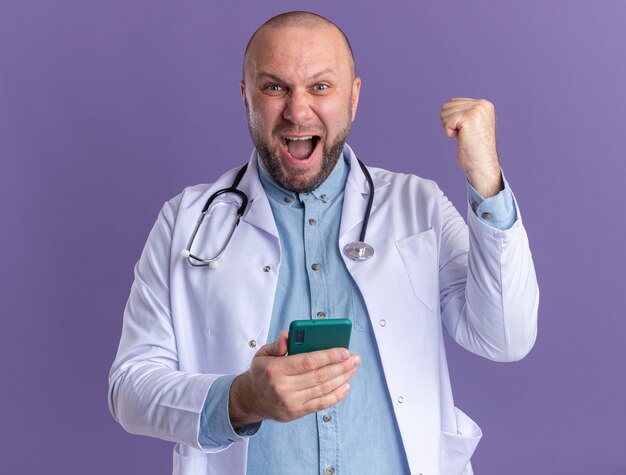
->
xmin=344 ymin=241 xmax=374 ymax=261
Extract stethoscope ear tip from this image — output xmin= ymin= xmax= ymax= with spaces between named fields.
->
xmin=181 ymin=249 xmax=191 ymax=258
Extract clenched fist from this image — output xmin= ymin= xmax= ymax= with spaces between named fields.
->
xmin=441 ymin=98 xmax=503 ymax=198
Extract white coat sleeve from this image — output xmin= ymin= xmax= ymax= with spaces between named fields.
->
xmin=108 ymin=196 xmax=228 ymax=452
xmin=439 ymin=192 xmax=539 ymax=362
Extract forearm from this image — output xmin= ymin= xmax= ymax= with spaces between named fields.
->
xmin=440 ymin=195 xmax=538 ymax=362
xmin=109 ymin=362 xmax=216 ymax=448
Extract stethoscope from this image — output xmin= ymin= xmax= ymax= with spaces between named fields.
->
xmin=181 ymin=159 xmax=375 ymax=268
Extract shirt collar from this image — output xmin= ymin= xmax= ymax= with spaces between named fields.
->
xmin=257 ymin=152 xmax=350 ymax=207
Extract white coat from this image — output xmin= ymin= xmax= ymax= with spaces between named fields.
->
xmin=109 ymin=146 xmax=539 ymax=475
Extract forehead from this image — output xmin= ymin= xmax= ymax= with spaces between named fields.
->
xmin=245 ymin=24 xmax=353 ymax=81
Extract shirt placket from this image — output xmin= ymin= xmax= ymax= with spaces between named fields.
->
xmin=302 ymin=193 xmax=340 ymax=475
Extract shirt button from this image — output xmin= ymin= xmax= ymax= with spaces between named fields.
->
xmin=308 ymin=218 xmax=317 ymax=226
xmin=263 ymin=265 xmax=271 ymax=272
xmin=317 ymin=311 xmax=326 ymax=319
xmin=283 ymin=196 xmax=292 ymax=204
xmin=249 ymin=340 xmax=257 ymax=348
xmin=320 ymin=194 xmax=328 ymax=201
xmin=325 ymin=466 xmax=335 ymax=475
xmin=471 ymin=201 xmax=478 ymax=212
xmin=322 ymin=413 xmax=331 ymax=423
xmin=481 ymin=212 xmax=493 ymax=220
xmin=379 ymin=319 xmax=386 ymax=327
xmin=398 ymin=396 xmax=404 ymax=403
xmin=311 ymin=263 xmax=321 ymax=271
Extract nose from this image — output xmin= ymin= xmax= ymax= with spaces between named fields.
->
xmin=282 ymin=90 xmax=314 ymax=125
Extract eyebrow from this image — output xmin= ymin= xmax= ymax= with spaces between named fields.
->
xmin=256 ymin=68 xmax=338 ymax=83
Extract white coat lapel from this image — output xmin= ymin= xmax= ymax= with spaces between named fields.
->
xmin=338 ymin=147 xmax=388 ymax=242
xmin=237 ymin=151 xmax=279 ymax=239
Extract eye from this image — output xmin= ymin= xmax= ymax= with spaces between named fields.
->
xmin=263 ymin=84 xmax=285 ymax=95
xmin=313 ymin=83 xmax=329 ymax=92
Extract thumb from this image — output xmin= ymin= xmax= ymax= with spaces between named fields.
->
xmin=445 ymin=125 xmax=459 ymax=138
xmin=256 ymin=331 xmax=289 ymax=357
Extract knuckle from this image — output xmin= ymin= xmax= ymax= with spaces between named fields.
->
xmin=467 ymin=108 xmax=481 ymax=120
xmin=272 ymin=381 xmax=287 ymax=398
xmin=319 ymin=379 xmax=336 ymax=396
xmin=264 ymin=363 xmax=279 ymax=379
xmin=477 ymin=99 xmax=493 ymax=112
xmin=314 ymin=368 xmax=330 ymax=384
xmin=265 ymin=361 xmax=287 ymax=382
xmin=310 ymin=384 xmax=325 ymax=400
xmin=301 ymin=355 xmax=317 ymax=372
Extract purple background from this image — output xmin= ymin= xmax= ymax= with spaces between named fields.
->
xmin=2 ymin=1 xmax=625 ymax=473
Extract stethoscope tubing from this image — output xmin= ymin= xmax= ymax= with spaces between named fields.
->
xmin=183 ymin=158 xmax=375 ymax=267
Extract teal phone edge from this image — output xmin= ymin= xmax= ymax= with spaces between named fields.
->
xmin=287 ymin=318 xmax=352 ymax=355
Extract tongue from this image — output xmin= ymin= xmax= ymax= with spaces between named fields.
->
xmin=287 ymin=138 xmax=315 ymax=160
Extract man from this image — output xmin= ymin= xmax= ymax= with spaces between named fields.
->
xmin=109 ymin=11 xmax=538 ymax=475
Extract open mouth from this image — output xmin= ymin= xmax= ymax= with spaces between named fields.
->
xmin=282 ymin=136 xmax=320 ymax=160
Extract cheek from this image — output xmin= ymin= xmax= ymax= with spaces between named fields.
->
xmin=318 ymin=100 xmax=352 ymax=132
xmin=247 ymin=103 xmax=265 ymax=125
xmin=248 ymin=97 xmax=284 ymax=130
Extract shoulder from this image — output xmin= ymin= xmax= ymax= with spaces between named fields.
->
xmin=368 ymin=165 xmax=443 ymax=199
xmin=362 ymin=165 xmax=453 ymax=230
xmin=145 ymin=166 xmax=246 ymax=233
xmin=163 ymin=166 xmax=244 ymax=214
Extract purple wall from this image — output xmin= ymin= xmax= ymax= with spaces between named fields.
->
xmin=2 ymin=1 xmax=625 ymax=473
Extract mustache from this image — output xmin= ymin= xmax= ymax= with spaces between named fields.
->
xmin=272 ymin=123 xmax=325 ymax=137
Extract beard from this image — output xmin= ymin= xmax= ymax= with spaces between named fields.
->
xmin=247 ymin=114 xmax=352 ymax=194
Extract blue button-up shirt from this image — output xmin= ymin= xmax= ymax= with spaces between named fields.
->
xmin=200 ymin=150 xmax=516 ymax=474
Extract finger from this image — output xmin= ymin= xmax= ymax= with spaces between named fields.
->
xmin=282 ymin=347 xmax=351 ymax=376
xmin=290 ymin=354 xmax=361 ymax=390
xmin=274 ymin=331 xmax=289 ymax=356
xmin=442 ymin=99 xmax=494 ymax=118
xmin=255 ymin=331 xmax=289 ymax=357
xmin=300 ymin=363 xmax=358 ymax=400
xmin=440 ymin=104 xmax=476 ymax=119
xmin=300 ymin=382 xmax=353 ymax=414
xmin=441 ymin=98 xmax=475 ymax=111
xmin=443 ymin=97 xmax=476 ymax=105
xmin=441 ymin=111 xmax=467 ymax=137
xmin=443 ymin=126 xmax=458 ymax=138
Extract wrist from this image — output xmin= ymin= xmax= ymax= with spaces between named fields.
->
xmin=466 ymin=165 xmax=503 ymax=198
xmin=229 ymin=373 xmax=262 ymax=429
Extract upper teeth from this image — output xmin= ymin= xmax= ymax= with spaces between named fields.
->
xmin=286 ymin=136 xmax=313 ymax=141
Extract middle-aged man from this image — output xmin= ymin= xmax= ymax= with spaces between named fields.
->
xmin=109 ymin=11 xmax=538 ymax=475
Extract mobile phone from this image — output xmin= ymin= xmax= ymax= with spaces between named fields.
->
xmin=287 ymin=318 xmax=352 ymax=355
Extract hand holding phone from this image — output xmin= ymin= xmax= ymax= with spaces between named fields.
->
xmin=229 ymin=329 xmax=360 ymax=427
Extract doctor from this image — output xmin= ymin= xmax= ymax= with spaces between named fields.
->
xmin=109 ymin=11 xmax=538 ymax=475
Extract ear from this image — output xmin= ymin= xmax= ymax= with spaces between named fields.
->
xmin=240 ymin=80 xmax=248 ymax=107
xmin=350 ymin=77 xmax=361 ymax=121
